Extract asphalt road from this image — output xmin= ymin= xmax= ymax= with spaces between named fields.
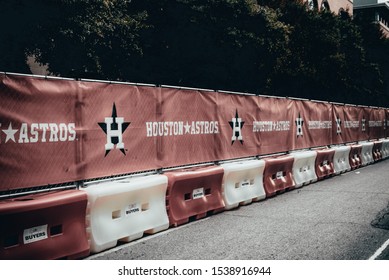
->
xmin=87 ymin=160 xmax=389 ymax=260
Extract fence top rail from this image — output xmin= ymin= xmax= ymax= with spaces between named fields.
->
xmin=79 ymin=78 xmax=157 ymax=87
xmin=309 ymin=98 xmax=331 ymax=104
xmin=1 ymin=71 xmax=389 ymax=109
xmin=287 ymin=96 xmax=310 ymax=101
xmin=1 ymin=71 xmax=75 ymax=81
xmin=161 ymin=84 xmax=215 ymax=92
xmin=256 ymin=93 xmax=286 ymax=99
xmin=331 ymin=102 xmax=345 ymax=106
xmin=217 ymin=90 xmax=256 ymax=96
xmin=0 ymin=72 xmax=159 ymax=87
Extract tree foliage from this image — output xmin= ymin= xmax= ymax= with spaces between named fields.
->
xmin=129 ymin=0 xmax=290 ymax=92
xmin=267 ymin=2 xmax=386 ymax=105
xmin=0 ymin=0 xmax=148 ymax=78
xmin=0 ymin=0 xmax=388 ymax=106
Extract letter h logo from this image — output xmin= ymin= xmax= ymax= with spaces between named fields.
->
xmin=99 ymin=103 xmax=130 ymax=156
xmin=229 ymin=110 xmax=244 ymax=145
xmin=361 ymin=117 xmax=366 ymax=132
xmin=295 ymin=113 xmax=304 ymax=137
xmin=336 ymin=117 xmax=342 ymax=135
xmin=105 ymin=116 xmax=124 ymax=151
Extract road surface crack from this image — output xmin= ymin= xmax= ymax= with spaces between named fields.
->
xmin=371 ymin=203 xmax=389 ymax=230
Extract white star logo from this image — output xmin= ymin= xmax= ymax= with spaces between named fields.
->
xmin=2 ymin=123 xmax=18 ymax=143
xmin=184 ymin=122 xmax=191 ymax=134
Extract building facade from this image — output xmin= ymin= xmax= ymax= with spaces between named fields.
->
xmin=306 ymin=0 xmax=354 ymax=15
xmin=354 ymin=0 xmax=389 ymax=37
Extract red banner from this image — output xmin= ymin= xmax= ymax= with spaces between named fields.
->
xmin=0 ymin=75 xmax=79 ymax=190
xmin=366 ymin=107 xmax=386 ymax=140
xmin=332 ymin=104 xmax=367 ymax=144
xmin=0 ymin=74 xmax=388 ymax=191
xmin=293 ymin=100 xmax=333 ymax=150
xmin=254 ymin=96 xmax=294 ymax=154
xmin=215 ymin=92 xmax=261 ymax=159
xmin=156 ymin=88 xmax=221 ymax=166
xmin=78 ymin=82 xmax=160 ymax=179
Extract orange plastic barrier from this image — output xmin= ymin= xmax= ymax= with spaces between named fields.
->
xmin=165 ymin=166 xmax=224 ymax=227
xmin=373 ymin=141 xmax=383 ymax=162
xmin=0 ymin=190 xmax=89 ymax=260
xmin=263 ymin=155 xmax=295 ymax=197
xmin=314 ymin=149 xmax=335 ymax=180
xmin=349 ymin=144 xmax=362 ymax=170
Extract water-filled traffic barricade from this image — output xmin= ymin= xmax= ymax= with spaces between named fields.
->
xmin=263 ymin=155 xmax=295 ymax=197
xmin=314 ymin=148 xmax=335 ymax=180
xmin=333 ymin=146 xmax=351 ymax=175
xmin=360 ymin=142 xmax=374 ymax=166
xmin=290 ymin=150 xmax=317 ymax=188
xmin=0 ymin=190 xmax=89 ymax=260
xmin=165 ymin=165 xmax=224 ymax=227
xmin=220 ymin=159 xmax=266 ymax=210
xmin=381 ymin=139 xmax=389 ymax=159
xmin=372 ymin=141 xmax=383 ymax=162
xmin=84 ymin=175 xmax=169 ymax=253
xmin=349 ymin=144 xmax=362 ymax=170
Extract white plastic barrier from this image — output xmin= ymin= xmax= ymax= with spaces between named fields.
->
xmin=333 ymin=146 xmax=351 ymax=175
xmin=360 ymin=142 xmax=374 ymax=166
xmin=381 ymin=139 xmax=389 ymax=159
xmin=290 ymin=150 xmax=317 ymax=188
xmin=84 ymin=175 xmax=169 ymax=253
xmin=220 ymin=159 xmax=266 ymax=210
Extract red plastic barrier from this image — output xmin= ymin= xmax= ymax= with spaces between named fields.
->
xmin=314 ymin=149 xmax=335 ymax=180
xmin=349 ymin=144 xmax=362 ymax=170
xmin=263 ymin=155 xmax=295 ymax=197
xmin=373 ymin=141 xmax=383 ymax=161
xmin=0 ymin=190 xmax=89 ymax=260
xmin=165 ymin=166 xmax=224 ymax=227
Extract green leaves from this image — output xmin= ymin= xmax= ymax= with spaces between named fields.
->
xmin=132 ymin=0 xmax=290 ymax=92
xmin=267 ymin=1 xmax=387 ymax=106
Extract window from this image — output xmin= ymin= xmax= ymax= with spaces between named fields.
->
xmin=307 ymin=0 xmax=319 ymax=10
xmin=321 ymin=0 xmax=330 ymax=11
